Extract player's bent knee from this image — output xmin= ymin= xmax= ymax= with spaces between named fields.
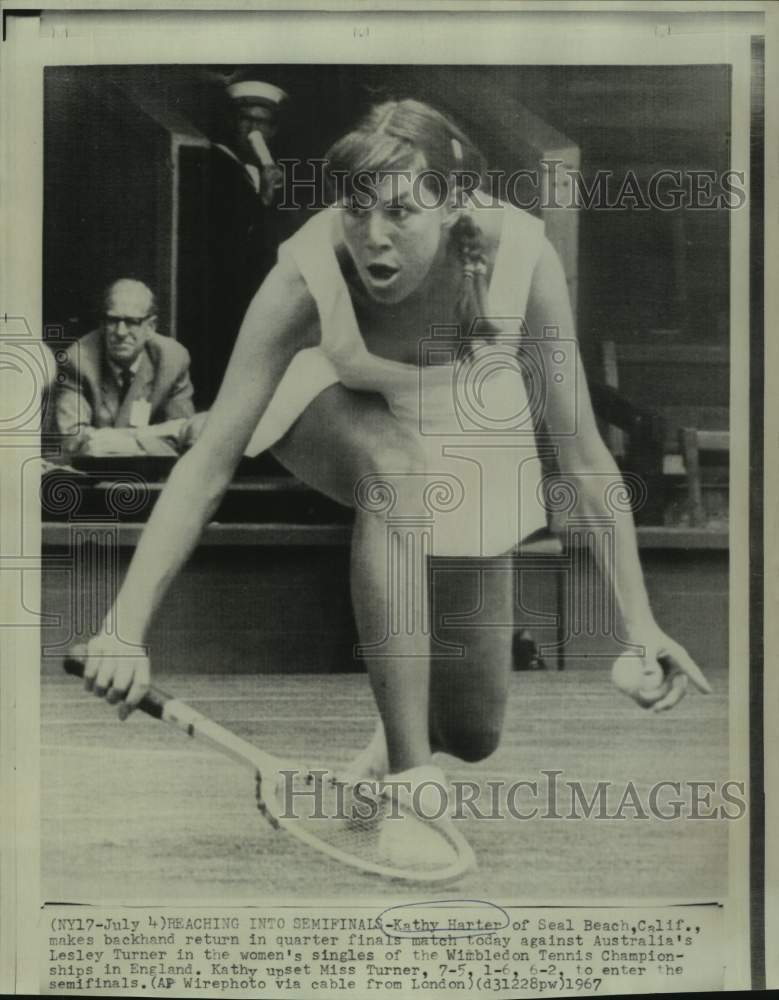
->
xmin=354 ymin=434 xmax=429 ymax=511
xmin=440 ymin=724 xmax=502 ymax=764
xmin=370 ymin=435 xmax=427 ymax=478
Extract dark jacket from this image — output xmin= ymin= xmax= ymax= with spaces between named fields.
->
xmin=54 ymin=328 xmax=194 ymax=455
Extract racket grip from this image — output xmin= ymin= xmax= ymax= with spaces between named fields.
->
xmin=63 ymin=656 xmax=167 ymax=720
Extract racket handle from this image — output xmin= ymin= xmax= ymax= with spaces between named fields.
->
xmin=63 ymin=656 xmax=167 ymax=720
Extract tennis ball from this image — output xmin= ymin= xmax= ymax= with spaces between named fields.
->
xmin=611 ymin=655 xmax=669 ymax=708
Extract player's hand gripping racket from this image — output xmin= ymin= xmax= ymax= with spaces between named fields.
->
xmin=63 ymin=655 xmax=475 ymax=883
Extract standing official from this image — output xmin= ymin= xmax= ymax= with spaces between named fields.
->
xmin=178 ymin=73 xmax=298 ymax=409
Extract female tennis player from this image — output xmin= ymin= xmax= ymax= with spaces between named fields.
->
xmin=82 ymin=99 xmax=709 ymax=808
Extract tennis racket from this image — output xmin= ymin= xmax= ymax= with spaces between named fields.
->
xmin=63 ymin=656 xmax=475 ymax=883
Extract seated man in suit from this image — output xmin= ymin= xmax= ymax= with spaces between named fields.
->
xmin=54 ymin=278 xmax=201 ymax=458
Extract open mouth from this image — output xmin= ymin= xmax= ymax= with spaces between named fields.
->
xmin=366 ymin=263 xmax=399 ymax=284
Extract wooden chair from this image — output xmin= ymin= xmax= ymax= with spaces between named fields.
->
xmin=601 ymin=340 xmax=729 ymax=525
xmin=678 ymin=427 xmax=730 ymax=527
xmin=588 ymin=378 xmax=667 ymax=525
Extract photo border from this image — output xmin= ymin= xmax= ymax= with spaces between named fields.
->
xmin=0 ymin=2 xmax=774 ymax=994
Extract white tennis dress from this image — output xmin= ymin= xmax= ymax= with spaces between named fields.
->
xmin=245 ymin=202 xmax=549 ymax=557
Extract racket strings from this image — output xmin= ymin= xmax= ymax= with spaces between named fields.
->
xmin=264 ymin=769 xmax=463 ymax=875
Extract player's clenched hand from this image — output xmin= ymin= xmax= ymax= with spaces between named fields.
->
xmin=77 ymin=635 xmax=151 ymax=719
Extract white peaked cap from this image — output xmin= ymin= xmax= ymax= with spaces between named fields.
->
xmin=226 ymin=81 xmax=288 ymax=105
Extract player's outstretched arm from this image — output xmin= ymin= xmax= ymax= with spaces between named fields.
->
xmin=81 ymin=261 xmax=319 ymax=712
xmin=525 ymin=239 xmax=710 ymax=710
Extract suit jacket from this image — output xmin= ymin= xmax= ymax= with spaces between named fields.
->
xmin=55 ymin=329 xmax=194 ymax=456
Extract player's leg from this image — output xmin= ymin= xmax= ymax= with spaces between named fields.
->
xmin=427 ymin=554 xmax=515 ymax=763
xmin=271 ymin=383 xmax=434 ymax=775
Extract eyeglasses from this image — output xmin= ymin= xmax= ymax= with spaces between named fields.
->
xmin=103 ymin=314 xmax=153 ymax=330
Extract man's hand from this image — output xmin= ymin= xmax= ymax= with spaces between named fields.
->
xmin=178 ymin=410 xmax=209 ymax=451
xmin=81 ymin=427 xmax=142 ymax=456
xmin=613 ymin=629 xmax=711 ymax=712
xmin=72 ymin=635 xmax=151 ymax=719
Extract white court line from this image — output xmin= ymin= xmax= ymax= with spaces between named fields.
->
xmin=43 ymin=677 xmax=630 ymax=687
xmin=41 ymin=688 xmax=642 ymax=702
xmin=42 ymin=677 xmax=369 ymax=686
xmin=442 ymin=770 xmax=723 ymax=784
xmin=40 ymin=712 xmax=719 ymax=727
xmin=43 ymin=679 xmax=606 ymax=689
xmin=43 ymin=810 xmax=259 ymax=822
xmin=42 ymin=692 xmax=618 ymax=703
xmin=41 ymin=695 xmax=376 ymax=705
xmin=41 ymin=745 xmax=333 ymax=760
xmin=42 ymin=747 xmax=710 ymax=788
xmin=40 ymin=715 xmax=379 ymax=725
xmin=42 ymin=745 xmax=212 ymax=758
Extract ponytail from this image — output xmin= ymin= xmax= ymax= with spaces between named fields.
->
xmin=451 ymin=212 xmax=499 ymax=342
